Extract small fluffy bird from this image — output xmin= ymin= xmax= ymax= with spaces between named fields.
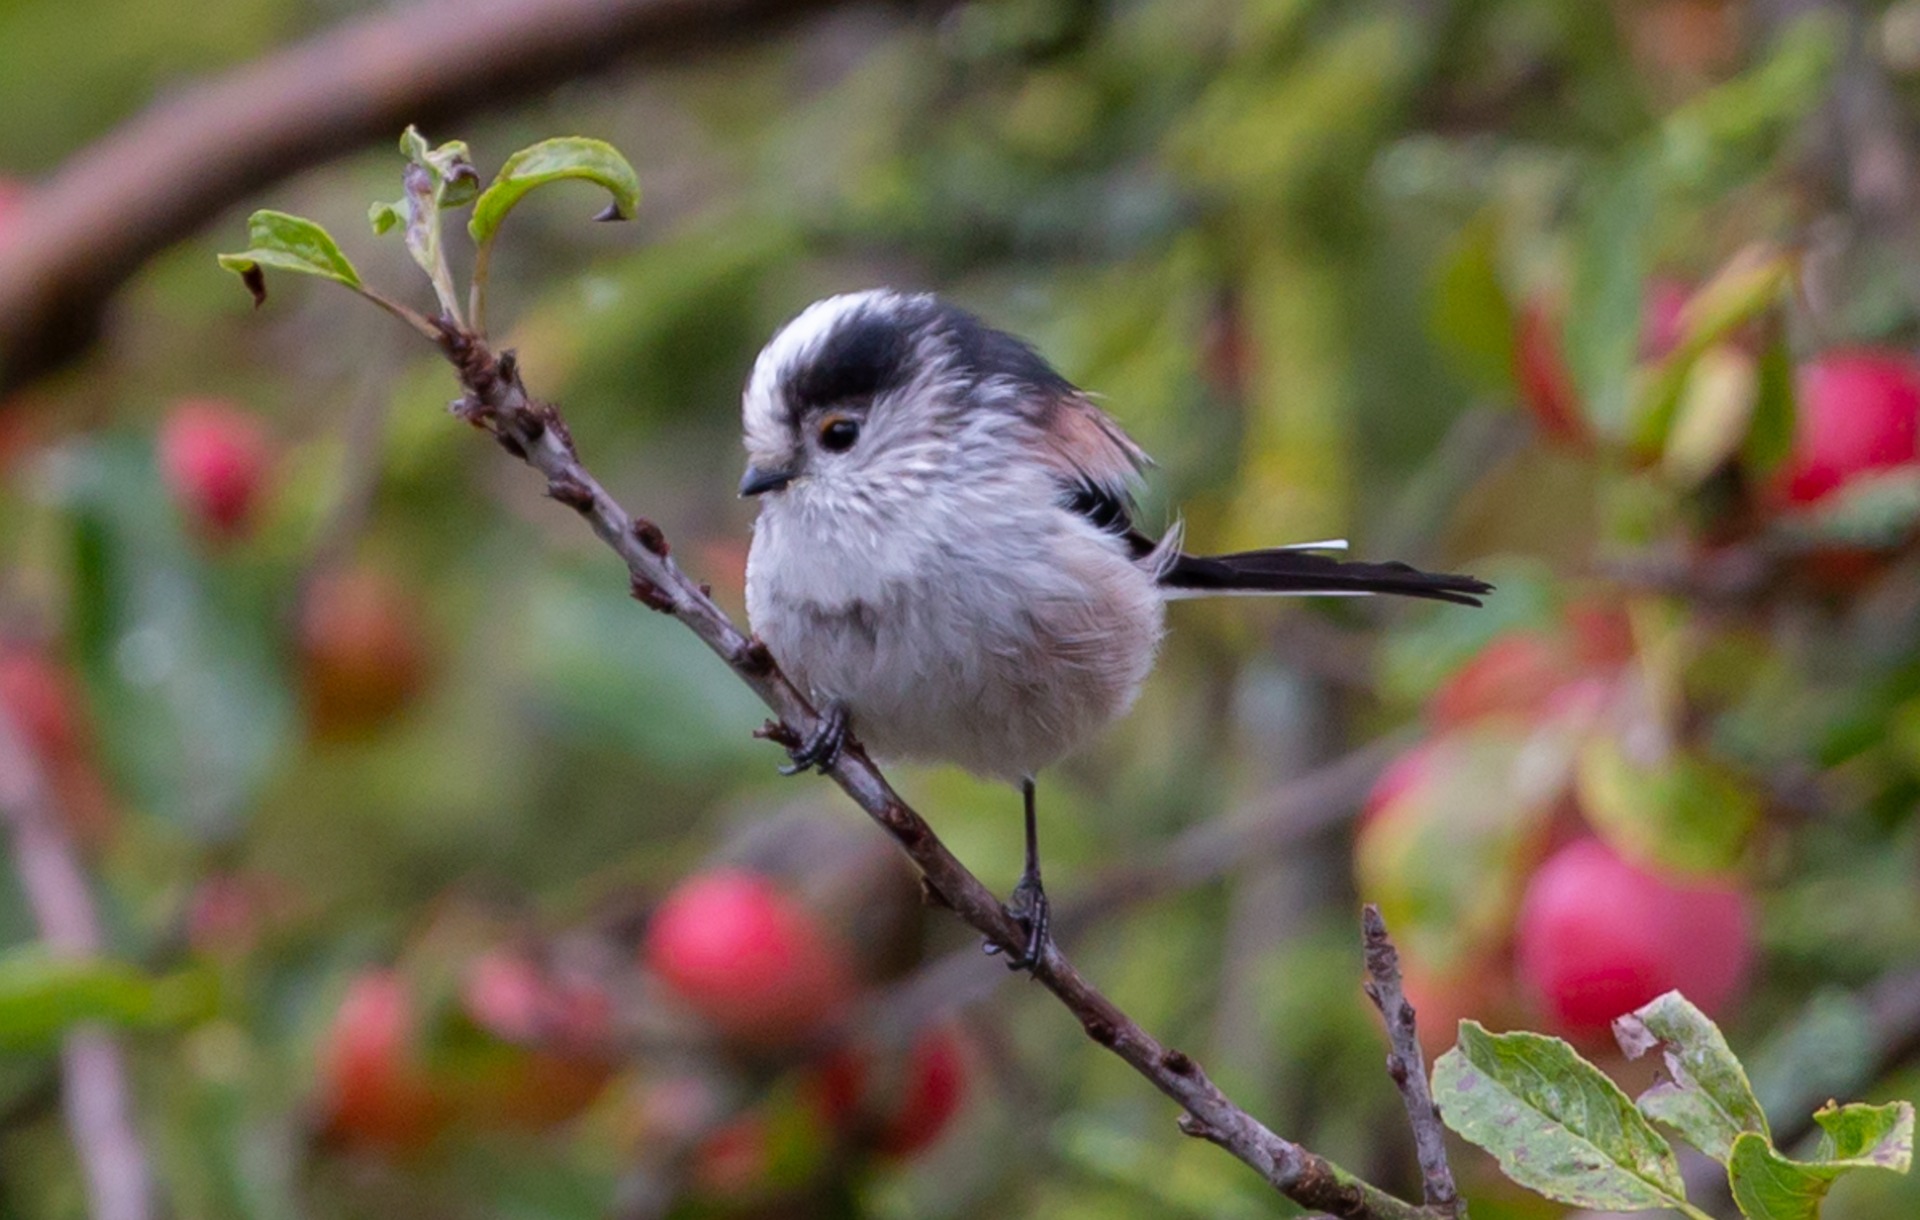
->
xmin=740 ymin=290 xmax=1489 ymax=968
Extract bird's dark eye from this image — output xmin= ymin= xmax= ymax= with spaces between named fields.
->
xmin=819 ymin=416 xmax=861 ymax=453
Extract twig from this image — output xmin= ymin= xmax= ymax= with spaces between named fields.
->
xmin=874 ymin=735 xmax=1402 ymax=1034
xmin=1362 ymin=905 xmax=1463 ymax=1219
xmin=0 ymin=0 xmax=918 ymax=392
xmin=0 ymin=710 xmax=154 ymax=1220
xmin=431 ymin=322 xmax=1447 ymax=1219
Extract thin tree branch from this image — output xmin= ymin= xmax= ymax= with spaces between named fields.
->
xmin=1362 ymin=905 xmax=1464 ymax=1219
xmin=430 ymin=322 xmax=1448 ymax=1219
xmin=0 ymin=711 xmax=154 ymax=1220
xmin=0 ymin=0 xmax=909 ymax=392
xmin=872 ymin=735 xmax=1402 ymax=1036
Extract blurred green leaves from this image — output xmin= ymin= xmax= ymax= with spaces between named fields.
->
xmin=50 ymin=436 xmax=294 ymax=839
xmin=0 ymin=947 xmax=214 ymax=1051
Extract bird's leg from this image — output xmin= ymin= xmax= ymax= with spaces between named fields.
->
xmin=984 ymin=777 xmax=1052 ymax=972
xmin=779 ymin=702 xmax=850 ymax=775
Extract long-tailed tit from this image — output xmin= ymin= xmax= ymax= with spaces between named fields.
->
xmin=740 ymin=289 xmax=1489 ymax=969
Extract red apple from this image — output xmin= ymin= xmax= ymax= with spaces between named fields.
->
xmin=1515 ymin=838 xmax=1751 ymax=1041
xmin=644 ymin=870 xmax=854 ymax=1048
xmin=299 ymin=566 xmax=430 ymax=740
xmin=317 ymin=970 xmax=449 ymax=1154
xmin=158 ymin=399 xmax=273 ymax=543
xmin=1515 ymin=299 xmax=1589 ymax=446
xmin=1429 ymin=630 xmax=1580 ymax=729
xmin=1777 ymin=350 xmax=1920 ymax=507
xmin=812 ymin=1024 xmax=969 ymax=1158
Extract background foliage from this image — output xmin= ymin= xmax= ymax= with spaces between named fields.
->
xmin=5 ymin=0 xmax=1920 ymax=1217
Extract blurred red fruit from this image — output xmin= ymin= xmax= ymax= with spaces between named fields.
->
xmin=1514 ymin=299 xmax=1588 ymax=446
xmin=1640 ymin=277 xmax=1692 ymax=362
xmin=1564 ymin=601 xmax=1635 ymax=669
xmin=645 ymin=870 xmax=853 ymax=1048
xmin=457 ymin=950 xmax=615 ymax=1129
xmin=463 ymin=951 xmax=550 ymax=1045
xmin=461 ymin=949 xmax=613 ymax=1052
xmin=1778 ymin=350 xmax=1920 ymax=507
xmin=1515 ymin=838 xmax=1751 ymax=1041
xmin=813 ymin=1024 xmax=969 ymax=1158
xmin=158 ymin=400 xmax=272 ymax=543
xmin=0 ymin=646 xmax=83 ymax=761
xmin=299 ymin=567 xmax=430 ymax=740
xmin=0 ymin=646 xmax=117 ymax=847
xmin=318 ymin=971 xmax=449 ymax=1154
xmin=1429 ymin=631 xmax=1579 ymax=728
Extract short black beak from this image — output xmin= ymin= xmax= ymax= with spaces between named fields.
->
xmin=738 ymin=464 xmax=795 ymax=497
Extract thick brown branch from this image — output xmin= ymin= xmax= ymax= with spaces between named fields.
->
xmin=0 ymin=712 xmax=154 ymax=1220
xmin=434 ymin=324 xmax=1443 ymax=1219
xmin=0 ymin=0 xmax=893 ymax=391
xmin=1362 ymin=905 xmax=1463 ymax=1219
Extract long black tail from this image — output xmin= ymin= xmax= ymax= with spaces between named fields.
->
xmin=1158 ymin=546 xmax=1492 ymax=608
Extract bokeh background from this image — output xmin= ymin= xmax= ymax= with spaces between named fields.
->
xmin=3 ymin=0 xmax=1920 ymax=1216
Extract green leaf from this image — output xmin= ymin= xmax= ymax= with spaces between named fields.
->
xmin=1662 ymin=345 xmax=1758 ymax=489
xmin=50 ymin=437 xmax=295 ymax=839
xmin=468 ymin=136 xmax=641 ymax=250
xmin=1744 ymin=338 xmax=1798 ymax=475
xmin=1434 ymin=1022 xmax=1692 ymax=1211
xmin=1576 ymin=733 xmax=1759 ymax=873
xmin=1566 ymin=156 xmax=1658 ymax=439
xmin=1632 ymin=246 xmax=1795 ymax=453
xmin=368 ymin=198 xmax=404 ymax=236
xmin=1613 ymin=991 xmax=1768 ymax=1163
xmin=1729 ymin=1103 xmax=1914 ymax=1220
xmin=216 ymin=210 xmax=362 ymax=304
xmin=1428 ymin=213 xmax=1517 ymax=394
xmin=1657 ymin=15 xmax=1839 ymax=194
xmin=1777 ymin=468 xmax=1920 ymax=550
xmin=0 ymin=948 xmax=214 ymax=1051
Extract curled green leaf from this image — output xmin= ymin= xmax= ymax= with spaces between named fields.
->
xmin=216 ymin=210 xmax=363 ymax=304
xmin=369 ymin=198 xmax=404 ymax=236
xmin=469 ymin=136 xmax=641 ymax=249
xmin=1614 ymin=991 xmax=1768 ymax=1163
xmin=1729 ymin=1103 xmax=1913 ymax=1220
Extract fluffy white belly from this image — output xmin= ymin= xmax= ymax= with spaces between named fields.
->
xmin=747 ymin=537 xmax=1165 ymax=781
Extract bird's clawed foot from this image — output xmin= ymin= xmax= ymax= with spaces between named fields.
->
xmin=777 ymin=702 xmax=850 ymax=775
xmin=985 ymin=869 xmax=1052 ymax=973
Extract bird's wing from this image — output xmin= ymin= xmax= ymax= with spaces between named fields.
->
xmin=1035 ymin=394 xmax=1155 ymax=549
